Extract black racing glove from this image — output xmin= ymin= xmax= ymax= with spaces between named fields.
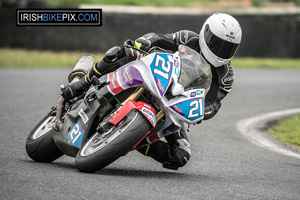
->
xmin=134 ymin=36 xmax=151 ymax=52
xmin=203 ymin=104 xmax=219 ymax=120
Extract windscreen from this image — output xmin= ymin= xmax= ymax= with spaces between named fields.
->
xmin=177 ymin=45 xmax=212 ymax=90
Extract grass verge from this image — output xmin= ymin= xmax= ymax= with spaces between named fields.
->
xmin=45 ymin=0 xmax=219 ymax=8
xmin=0 ymin=48 xmax=104 ymax=68
xmin=1 ymin=48 xmax=300 ymax=69
xmin=268 ymin=114 xmax=300 ymax=152
xmin=45 ymin=0 xmax=299 ymax=8
xmin=231 ymin=58 xmax=300 ymax=69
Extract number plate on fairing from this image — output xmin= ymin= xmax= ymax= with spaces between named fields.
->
xmin=67 ymin=122 xmax=84 ymax=148
xmin=150 ymin=53 xmax=173 ymax=97
xmin=170 ymin=98 xmax=204 ymax=122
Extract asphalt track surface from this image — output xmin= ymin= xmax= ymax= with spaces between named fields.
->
xmin=1 ymin=68 xmax=300 ymax=200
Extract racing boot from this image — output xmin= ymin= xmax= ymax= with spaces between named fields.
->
xmin=61 ymin=44 xmax=141 ymax=99
xmin=60 ymin=76 xmax=91 ymax=99
xmin=137 ymin=130 xmax=191 ymax=170
xmin=61 ymin=46 xmax=126 ymax=99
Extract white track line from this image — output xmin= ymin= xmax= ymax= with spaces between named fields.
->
xmin=237 ymin=108 xmax=300 ymax=159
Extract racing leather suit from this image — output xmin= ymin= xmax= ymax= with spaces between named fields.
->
xmin=133 ymin=30 xmax=234 ymax=170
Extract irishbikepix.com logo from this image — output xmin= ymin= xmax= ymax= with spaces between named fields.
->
xmin=16 ymin=9 xmax=102 ymax=26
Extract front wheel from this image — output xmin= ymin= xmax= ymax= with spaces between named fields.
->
xmin=26 ymin=113 xmax=63 ymax=163
xmin=75 ymin=110 xmax=151 ymax=173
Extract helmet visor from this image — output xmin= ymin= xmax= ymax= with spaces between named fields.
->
xmin=204 ymin=25 xmax=239 ymax=59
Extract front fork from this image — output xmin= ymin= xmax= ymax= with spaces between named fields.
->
xmin=108 ymin=86 xmax=165 ymax=149
xmin=120 ymin=87 xmax=164 ymax=123
xmin=98 ymin=86 xmax=165 ymax=137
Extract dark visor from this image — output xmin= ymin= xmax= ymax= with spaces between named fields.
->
xmin=204 ymin=25 xmax=239 ymax=59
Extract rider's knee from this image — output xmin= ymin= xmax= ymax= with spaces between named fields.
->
xmin=176 ymin=138 xmax=191 ymax=166
xmin=163 ymin=139 xmax=191 ymax=170
xmin=162 ymin=148 xmax=191 ymax=170
xmin=174 ymin=147 xmax=191 ymax=167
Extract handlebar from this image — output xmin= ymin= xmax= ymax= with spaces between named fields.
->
xmin=124 ymin=40 xmax=149 ymax=56
xmin=124 ymin=40 xmax=169 ymax=56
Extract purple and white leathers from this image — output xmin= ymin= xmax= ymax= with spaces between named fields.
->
xmin=105 ymin=45 xmax=212 ymax=142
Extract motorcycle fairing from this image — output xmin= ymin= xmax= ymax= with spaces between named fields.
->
xmin=53 ymin=95 xmax=104 ymax=157
xmin=107 ymin=66 xmax=145 ymax=95
xmin=149 ymin=53 xmax=173 ymax=97
xmin=109 ymin=100 xmax=157 ymax=128
xmin=166 ymin=88 xmax=205 ymax=123
xmin=104 ymin=46 xmax=209 ymax=138
xmin=67 ymin=122 xmax=85 ymax=149
xmin=107 ymin=71 xmax=124 ymax=95
xmin=106 ymin=53 xmax=175 ymax=99
xmin=170 ymin=97 xmax=204 ymax=122
xmin=147 ymin=122 xmax=181 ymax=144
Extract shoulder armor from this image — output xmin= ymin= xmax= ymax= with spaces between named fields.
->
xmin=215 ymin=62 xmax=235 ymax=92
xmin=178 ymin=30 xmax=198 ymax=45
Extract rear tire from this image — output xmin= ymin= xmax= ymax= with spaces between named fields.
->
xmin=26 ymin=113 xmax=63 ymax=163
xmin=75 ymin=110 xmax=151 ymax=173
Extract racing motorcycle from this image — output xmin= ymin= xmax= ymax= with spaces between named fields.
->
xmin=25 ymin=44 xmax=212 ymax=173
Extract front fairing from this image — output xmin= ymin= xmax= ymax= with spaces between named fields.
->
xmin=105 ymin=52 xmax=174 ymax=98
xmin=105 ymin=45 xmax=211 ymax=131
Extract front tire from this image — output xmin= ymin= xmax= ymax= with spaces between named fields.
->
xmin=26 ymin=113 xmax=63 ymax=163
xmin=75 ymin=110 xmax=151 ymax=173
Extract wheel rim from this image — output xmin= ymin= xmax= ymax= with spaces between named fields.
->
xmin=80 ymin=112 xmax=138 ymax=157
xmin=31 ymin=116 xmax=56 ymax=139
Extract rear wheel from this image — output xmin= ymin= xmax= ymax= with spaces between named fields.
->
xmin=75 ymin=110 xmax=151 ymax=173
xmin=26 ymin=113 xmax=63 ymax=163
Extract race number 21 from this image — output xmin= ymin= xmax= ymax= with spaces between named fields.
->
xmin=188 ymin=99 xmax=203 ymax=119
xmin=153 ymin=55 xmax=171 ymax=79
xmin=69 ymin=123 xmax=82 ymax=144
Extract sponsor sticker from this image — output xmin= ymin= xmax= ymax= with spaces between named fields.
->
xmin=156 ymin=78 xmax=164 ymax=93
xmin=79 ymin=108 xmax=89 ymax=124
xmin=175 ymin=67 xmax=180 ymax=76
xmin=142 ymin=107 xmax=157 ymax=126
xmin=174 ymin=59 xmax=179 ymax=67
xmin=190 ymin=92 xmax=196 ymax=97
xmin=111 ymin=72 xmax=116 ymax=88
xmin=123 ymin=67 xmax=133 ymax=84
xmin=179 ymin=45 xmax=185 ymax=52
xmin=171 ymin=105 xmax=184 ymax=116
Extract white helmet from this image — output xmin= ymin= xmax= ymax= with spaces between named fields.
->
xmin=199 ymin=13 xmax=242 ymax=67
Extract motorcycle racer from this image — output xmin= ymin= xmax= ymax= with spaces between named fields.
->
xmin=61 ymin=13 xmax=242 ymax=170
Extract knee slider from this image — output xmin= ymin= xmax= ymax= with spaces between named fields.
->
xmin=174 ymin=138 xmax=191 ymax=167
xmin=162 ymin=149 xmax=191 ymax=170
xmin=163 ymin=143 xmax=191 ymax=170
xmin=175 ymin=148 xmax=191 ymax=167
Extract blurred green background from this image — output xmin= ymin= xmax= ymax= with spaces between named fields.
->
xmin=45 ymin=0 xmax=300 ymax=7
xmin=1 ymin=0 xmax=299 ymax=68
